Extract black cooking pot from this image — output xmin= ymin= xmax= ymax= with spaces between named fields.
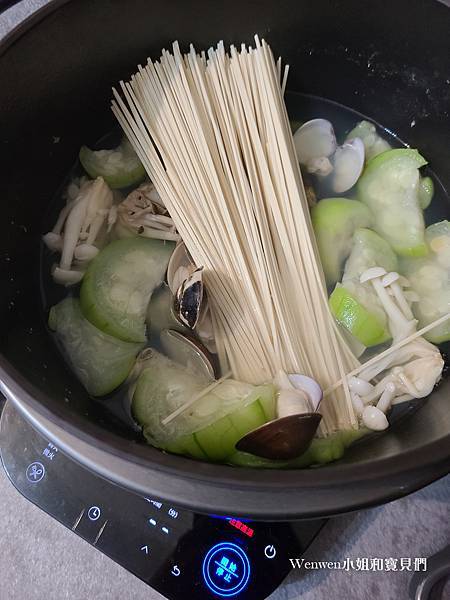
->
xmin=1 ymin=0 xmax=449 ymax=520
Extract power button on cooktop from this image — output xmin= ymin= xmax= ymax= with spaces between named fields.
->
xmin=264 ymin=544 xmax=277 ymax=559
xmin=202 ymin=541 xmax=251 ymax=597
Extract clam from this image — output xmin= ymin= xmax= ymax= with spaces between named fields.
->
xmin=331 ymin=137 xmax=365 ymax=193
xmin=293 ymin=119 xmax=337 ymax=173
xmin=160 ymin=328 xmax=217 ymax=379
xmin=195 ymin=305 xmax=217 ymax=354
xmin=235 ymin=413 xmax=322 ymax=460
xmin=293 ymin=118 xmax=366 ymax=193
xmin=167 ymin=242 xmax=195 ymax=294
xmin=173 ymin=266 xmax=205 ymax=330
xmin=168 ymin=242 xmax=207 ymax=330
xmin=235 ymin=371 xmax=323 ymax=460
xmin=167 ymin=242 xmax=216 ymax=349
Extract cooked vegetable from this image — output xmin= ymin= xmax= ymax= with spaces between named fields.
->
xmin=345 ymin=120 xmax=391 ymax=162
xmin=79 ymin=138 xmax=146 ymax=189
xmin=146 ymin=284 xmax=187 ymax=338
xmin=329 ymin=229 xmax=398 ymax=346
xmin=132 ymin=351 xmax=276 ymax=461
xmin=329 ymin=284 xmax=390 ymax=347
xmin=80 ymin=237 xmax=175 ymax=342
xmin=112 ymin=183 xmax=180 ymax=242
xmin=311 ymin=198 xmax=373 ymax=285
xmin=43 ymin=177 xmax=113 ymax=285
xmin=359 ymin=267 xmax=417 ymax=342
xmin=418 ymin=176 xmax=434 ymax=210
xmin=357 ymin=149 xmax=428 ymax=257
xmin=342 ymin=228 xmax=398 ymax=280
xmin=49 ymin=298 xmax=143 ymax=396
xmin=400 ymin=221 xmax=450 ymax=342
xmin=229 ymin=428 xmax=367 ymax=468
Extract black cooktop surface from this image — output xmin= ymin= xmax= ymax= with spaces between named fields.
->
xmin=0 ymin=402 xmax=324 ymax=599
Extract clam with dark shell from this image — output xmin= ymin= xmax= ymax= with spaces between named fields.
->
xmin=236 ymin=372 xmax=323 ymax=460
xmin=173 ymin=266 xmax=205 ymax=330
xmin=167 ymin=242 xmax=216 ymax=351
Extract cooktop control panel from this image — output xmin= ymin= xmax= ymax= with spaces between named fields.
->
xmin=0 ymin=402 xmax=324 ymax=599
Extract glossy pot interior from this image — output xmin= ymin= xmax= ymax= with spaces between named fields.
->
xmin=0 ymin=0 xmax=449 ymax=519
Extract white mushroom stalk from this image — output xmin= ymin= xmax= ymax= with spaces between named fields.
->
xmin=43 ymin=177 xmax=113 ymax=285
xmin=342 ymin=268 xmax=446 ymax=432
xmin=362 ymin=355 xmax=444 ymax=404
xmin=382 ymin=271 xmax=414 ymax=320
xmin=360 ymin=268 xmax=417 ymax=342
xmin=357 ymin=337 xmax=438 ymax=382
xmin=114 ymin=182 xmax=180 ymax=242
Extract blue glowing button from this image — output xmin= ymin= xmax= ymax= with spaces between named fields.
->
xmin=202 ymin=542 xmax=251 ymax=597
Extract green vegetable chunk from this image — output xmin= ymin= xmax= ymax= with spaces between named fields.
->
xmin=329 ymin=285 xmax=390 ymax=347
xmin=146 ymin=284 xmax=188 ymax=339
xmin=132 ymin=351 xmax=276 ymax=461
xmin=400 ymin=220 xmax=450 ymax=343
xmin=329 ymin=228 xmax=397 ymax=346
xmin=228 ymin=428 xmax=367 ymax=468
xmin=80 ymin=237 xmax=175 ymax=343
xmin=418 ymin=176 xmax=434 ymax=210
xmin=311 ymin=198 xmax=373 ymax=285
xmin=48 ymin=298 xmax=143 ymax=396
xmin=357 ymin=149 xmax=428 ymax=257
xmin=79 ymin=138 xmax=146 ymax=189
xmin=345 ymin=120 xmax=391 ymax=162
xmin=343 ymin=228 xmax=398 ymax=280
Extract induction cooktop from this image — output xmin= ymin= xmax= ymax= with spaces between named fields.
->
xmin=0 ymin=401 xmax=326 ymax=599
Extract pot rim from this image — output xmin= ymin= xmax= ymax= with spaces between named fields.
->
xmin=1 ymin=356 xmax=449 ymax=519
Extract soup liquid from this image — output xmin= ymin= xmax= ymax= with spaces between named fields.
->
xmin=40 ymin=93 xmax=449 ymax=437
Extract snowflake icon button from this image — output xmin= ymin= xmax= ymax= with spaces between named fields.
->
xmin=26 ymin=462 xmax=46 ymax=483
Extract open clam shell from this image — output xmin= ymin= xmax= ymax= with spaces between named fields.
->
xmin=173 ymin=266 xmax=205 ymax=330
xmin=160 ymin=328 xmax=218 ymax=379
xmin=235 ymin=413 xmax=322 ymax=460
xmin=293 ymin=118 xmax=337 ymax=166
xmin=167 ymin=242 xmax=195 ymax=293
xmin=331 ymin=137 xmax=365 ymax=193
xmin=235 ymin=372 xmax=323 ymax=460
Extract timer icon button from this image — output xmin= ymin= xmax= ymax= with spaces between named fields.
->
xmin=202 ymin=542 xmax=251 ymax=597
xmin=87 ymin=506 xmax=101 ymax=521
xmin=264 ymin=544 xmax=277 ymax=559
